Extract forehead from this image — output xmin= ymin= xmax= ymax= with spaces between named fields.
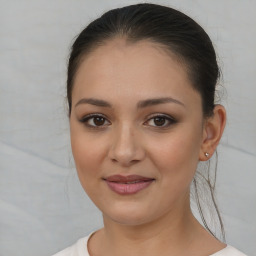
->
xmin=75 ymin=38 xmax=187 ymax=82
xmin=72 ymin=38 xmax=199 ymax=106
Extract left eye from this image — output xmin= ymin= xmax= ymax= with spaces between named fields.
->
xmin=145 ymin=115 xmax=176 ymax=127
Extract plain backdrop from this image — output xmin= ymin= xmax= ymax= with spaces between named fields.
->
xmin=0 ymin=0 xmax=255 ymax=255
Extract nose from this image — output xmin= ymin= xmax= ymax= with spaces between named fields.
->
xmin=108 ymin=124 xmax=145 ymax=167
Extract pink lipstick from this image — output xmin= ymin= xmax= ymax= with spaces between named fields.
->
xmin=104 ymin=175 xmax=155 ymax=195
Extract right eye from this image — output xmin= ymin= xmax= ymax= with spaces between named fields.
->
xmin=80 ymin=114 xmax=111 ymax=128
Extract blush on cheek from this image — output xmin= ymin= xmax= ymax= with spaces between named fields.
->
xmin=152 ymin=136 xmax=199 ymax=179
xmin=71 ymin=137 xmax=104 ymax=181
xmin=73 ymin=154 xmax=98 ymax=198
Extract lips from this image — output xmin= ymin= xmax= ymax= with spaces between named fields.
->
xmin=103 ymin=175 xmax=155 ymax=195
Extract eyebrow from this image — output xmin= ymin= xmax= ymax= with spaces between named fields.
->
xmin=137 ymin=97 xmax=185 ymax=108
xmin=75 ymin=97 xmax=185 ymax=108
xmin=75 ymin=98 xmax=112 ymax=108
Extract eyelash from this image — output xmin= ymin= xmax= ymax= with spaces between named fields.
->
xmin=79 ymin=114 xmax=110 ymax=129
xmin=144 ymin=114 xmax=177 ymax=128
xmin=79 ymin=113 xmax=176 ymax=129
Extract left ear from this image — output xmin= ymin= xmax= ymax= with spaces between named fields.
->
xmin=199 ymin=104 xmax=226 ymax=161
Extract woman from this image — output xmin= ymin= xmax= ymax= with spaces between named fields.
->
xmin=53 ymin=3 xmax=246 ymax=256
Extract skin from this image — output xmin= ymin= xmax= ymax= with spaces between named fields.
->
xmin=69 ymin=38 xmax=226 ymax=256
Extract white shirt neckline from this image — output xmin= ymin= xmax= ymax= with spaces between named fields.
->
xmin=53 ymin=231 xmax=246 ymax=256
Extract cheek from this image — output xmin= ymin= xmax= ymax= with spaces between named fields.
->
xmin=147 ymin=128 xmax=202 ymax=186
xmin=70 ymin=124 xmax=107 ymax=190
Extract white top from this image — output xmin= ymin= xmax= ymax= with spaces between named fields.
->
xmin=52 ymin=232 xmax=247 ymax=256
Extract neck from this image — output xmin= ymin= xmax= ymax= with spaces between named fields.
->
xmin=89 ymin=203 xmax=209 ymax=256
xmin=104 ymin=203 xmax=193 ymax=242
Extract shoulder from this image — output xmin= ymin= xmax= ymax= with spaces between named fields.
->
xmin=52 ymin=234 xmax=91 ymax=256
xmin=210 ymin=245 xmax=247 ymax=256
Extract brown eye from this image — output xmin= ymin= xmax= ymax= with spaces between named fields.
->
xmin=153 ymin=116 xmax=166 ymax=126
xmin=80 ymin=114 xmax=110 ymax=128
xmin=145 ymin=114 xmax=176 ymax=128
xmin=93 ymin=116 xmax=105 ymax=126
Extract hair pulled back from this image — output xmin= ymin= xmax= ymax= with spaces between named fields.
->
xmin=67 ymin=3 xmax=219 ymax=116
xmin=67 ymin=3 xmax=224 ymax=240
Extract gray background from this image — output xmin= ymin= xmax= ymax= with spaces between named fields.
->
xmin=0 ymin=0 xmax=255 ymax=255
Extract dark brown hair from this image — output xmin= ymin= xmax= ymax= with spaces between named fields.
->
xmin=67 ymin=3 xmax=224 ymax=240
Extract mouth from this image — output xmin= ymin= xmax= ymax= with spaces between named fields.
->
xmin=103 ymin=175 xmax=155 ymax=195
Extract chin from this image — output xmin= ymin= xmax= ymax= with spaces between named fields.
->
xmin=101 ymin=202 xmax=155 ymax=226
xmin=107 ymin=213 xmax=150 ymax=226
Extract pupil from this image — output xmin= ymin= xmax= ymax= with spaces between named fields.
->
xmin=154 ymin=117 xmax=165 ymax=126
xmin=94 ymin=117 xmax=105 ymax=126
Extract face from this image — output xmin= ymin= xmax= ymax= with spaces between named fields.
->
xmin=70 ymin=39 xmax=205 ymax=226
